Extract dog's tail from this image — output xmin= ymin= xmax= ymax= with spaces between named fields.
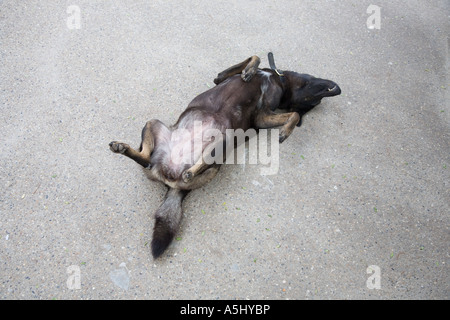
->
xmin=151 ymin=188 xmax=189 ymax=259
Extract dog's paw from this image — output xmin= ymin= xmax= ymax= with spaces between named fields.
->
xmin=278 ymin=129 xmax=289 ymax=144
xmin=241 ymin=67 xmax=257 ymax=82
xmin=109 ymin=141 xmax=129 ymax=154
xmin=213 ymin=76 xmax=222 ymax=85
xmin=182 ymin=170 xmax=193 ymax=183
xmin=214 ymin=72 xmax=226 ymax=85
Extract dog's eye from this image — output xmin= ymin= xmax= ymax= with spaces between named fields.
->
xmin=296 ymin=82 xmax=308 ymax=90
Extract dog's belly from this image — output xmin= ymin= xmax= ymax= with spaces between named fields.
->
xmin=153 ymin=74 xmax=271 ymax=181
xmin=151 ymin=112 xmax=225 ymax=181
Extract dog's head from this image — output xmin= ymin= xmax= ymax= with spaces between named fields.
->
xmin=267 ymin=53 xmax=341 ymax=108
xmin=285 ymin=72 xmax=341 ymax=107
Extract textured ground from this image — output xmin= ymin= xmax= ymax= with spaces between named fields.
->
xmin=0 ymin=0 xmax=448 ymax=299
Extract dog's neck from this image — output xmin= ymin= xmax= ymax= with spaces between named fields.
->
xmin=263 ymin=68 xmax=288 ymax=95
xmin=276 ymin=71 xmax=296 ymax=109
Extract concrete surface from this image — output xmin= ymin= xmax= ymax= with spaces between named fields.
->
xmin=0 ymin=0 xmax=448 ymax=299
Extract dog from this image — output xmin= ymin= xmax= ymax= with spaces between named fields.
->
xmin=109 ymin=53 xmax=341 ymax=258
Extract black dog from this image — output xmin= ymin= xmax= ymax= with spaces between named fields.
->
xmin=110 ymin=53 xmax=341 ymax=258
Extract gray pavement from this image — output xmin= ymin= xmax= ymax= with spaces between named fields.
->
xmin=0 ymin=0 xmax=449 ymax=299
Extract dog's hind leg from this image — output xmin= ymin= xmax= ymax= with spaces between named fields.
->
xmin=255 ymin=112 xmax=300 ymax=143
xmin=181 ymin=134 xmax=226 ymax=183
xmin=109 ymin=119 xmax=168 ymax=168
xmin=214 ymin=55 xmax=260 ymax=84
xmin=178 ymin=165 xmax=220 ymax=190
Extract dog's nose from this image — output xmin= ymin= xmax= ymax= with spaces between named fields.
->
xmin=333 ymin=84 xmax=341 ymax=95
xmin=327 ymin=83 xmax=341 ymax=96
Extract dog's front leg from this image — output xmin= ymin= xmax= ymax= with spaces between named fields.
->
xmin=289 ymin=104 xmax=316 ymax=127
xmin=214 ymin=55 xmax=260 ymax=84
xmin=255 ymin=112 xmax=300 ymax=143
xmin=241 ymin=55 xmax=261 ymax=82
